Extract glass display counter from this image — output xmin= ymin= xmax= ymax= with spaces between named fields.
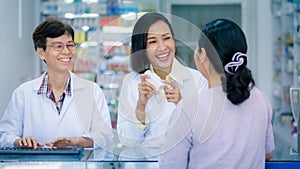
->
xmin=1 ymin=145 xmax=300 ymax=169
xmin=0 ymin=147 xmax=159 ymax=169
xmin=2 ymin=103 xmax=297 ymax=169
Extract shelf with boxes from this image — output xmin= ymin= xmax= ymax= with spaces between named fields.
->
xmin=272 ymin=0 xmax=300 ymax=153
xmin=96 ymin=13 xmax=139 ymax=129
xmin=39 ymin=0 xmax=150 ymax=82
xmin=272 ymin=0 xmax=295 ymax=115
xmin=272 ymin=0 xmax=300 ymax=147
xmin=39 ymin=0 xmax=157 ymax=128
xmin=39 ymin=0 xmax=102 ymax=80
xmin=39 ymin=0 xmax=142 ymax=77
xmin=293 ymin=6 xmax=300 ymax=87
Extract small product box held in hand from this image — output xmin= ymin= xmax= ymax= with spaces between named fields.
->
xmin=144 ymin=70 xmax=164 ymax=92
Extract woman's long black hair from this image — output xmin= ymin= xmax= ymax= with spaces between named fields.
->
xmin=198 ymin=18 xmax=255 ymax=105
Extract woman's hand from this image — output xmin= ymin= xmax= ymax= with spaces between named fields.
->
xmin=46 ymin=137 xmax=72 ymax=148
xmin=136 ymin=74 xmax=156 ymax=124
xmin=162 ymin=80 xmax=182 ymax=105
xmin=14 ymin=136 xmax=44 ymax=149
xmin=46 ymin=137 xmax=93 ymax=148
xmin=137 ymin=74 xmax=156 ymax=105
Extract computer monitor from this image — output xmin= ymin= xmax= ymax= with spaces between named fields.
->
xmin=290 ymin=88 xmax=300 ymax=124
xmin=290 ymin=87 xmax=300 ymax=152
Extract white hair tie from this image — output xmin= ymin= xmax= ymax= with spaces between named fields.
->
xmin=224 ymin=52 xmax=247 ymax=74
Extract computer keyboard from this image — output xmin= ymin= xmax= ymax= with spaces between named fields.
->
xmin=0 ymin=147 xmax=83 ymax=155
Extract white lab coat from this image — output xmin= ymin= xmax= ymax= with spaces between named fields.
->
xmin=117 ymin=59 xmax=208 ymax=157
xmin=0 ymin=71 xmax=113 ymax=148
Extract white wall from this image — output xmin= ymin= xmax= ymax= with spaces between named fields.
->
xmin=0 ymin=0 xmax=37 ymax=116
xmin=255 ymin=0 xmax=273 ymax=102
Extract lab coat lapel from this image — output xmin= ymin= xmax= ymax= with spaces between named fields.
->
xmin=58 ymin=94 xmax=72 ymax=116
xmin=72 ymin=73 xmax=93 ymax=134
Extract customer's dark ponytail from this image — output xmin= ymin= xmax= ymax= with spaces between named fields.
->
xmin=198 ymin=18 xmax=255 ymax=105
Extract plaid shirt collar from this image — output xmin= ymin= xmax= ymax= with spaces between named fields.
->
xmin=37 ymin=72 xmax=72 ymax=99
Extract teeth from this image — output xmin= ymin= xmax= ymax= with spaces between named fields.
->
xmin=157 ymin=53 xmax=168 ymax=58
xmin=58 ymin=58 xmax=71 ymax=62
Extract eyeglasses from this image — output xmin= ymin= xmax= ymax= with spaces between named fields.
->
xmin=46 ymin=42 xmax=77 ymax=52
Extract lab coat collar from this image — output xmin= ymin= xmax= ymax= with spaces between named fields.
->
xmin=32 ymin=71 xmax=85 ymax=92
xmin=150 ymin=58 xmax=185 ymax=87
xmin=168 ymin=58 xmax=184 ymax=87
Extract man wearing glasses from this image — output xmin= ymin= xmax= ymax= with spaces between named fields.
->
xmin=0 ymin=18 xmax=113 ymax=149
